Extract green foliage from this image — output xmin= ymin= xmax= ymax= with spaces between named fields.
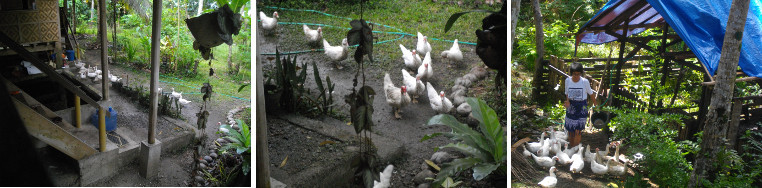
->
xmin=310 ymin=62 xmax=336 ymax=115
xmin=441 ymin=177 xmax=463 ymax=188
xmin=214 ymin=0 xmax=249 ymax=13
xmin=270 ymin=50 xmax=308 ymax=112
xmin=606 ymin=107 xmax=692 ymax=186
xmin=422 ymin=98 xmax=507 ymax=187
xmin=218 ymin=119 xmax=251 ymax=175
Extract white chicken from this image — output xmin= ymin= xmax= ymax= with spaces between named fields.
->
xmin=417 ymin=52 xmax=433 ymax=81
xmin=416 ymin=32 xmax=432 ymax=56
xmin=178 ymin=96 xmax=192 ymax=105
xmin=591 ymin=153 xmax=609 ymax=175
xmin=373 ymin=164 xmax=394 ymax=188
xmin=531 ymin=153 xmax=557 ymax=168
xmin=323 ymin=38 xmax=349 ymax=69
xmin=570 ymin=146 xmax=585 ymax=173
xmin=303 ymin=25 xmax=323 ymax=44
xmin=401 ymin=69 xmax=425 ymax=103
xmin=426 ymin=82 xmax=453 ymax=114
xmin=526 ymin=132 xmax=546 ymax=153
xmin=537 ymin=167 xmax=558 ymax=188
xmin=171 ymin=88 xmax=182 ymax=99
xmin=440 ymin=39 xmax=463 ymax=65
xmin=384 ymin=73 xmax=411 ymax=119
xmin=259 ymin=11 xmax=279 ymax=31
xmin=399 ymin=44 xmax=420 ymax=70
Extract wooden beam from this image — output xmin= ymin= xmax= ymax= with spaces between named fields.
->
xmin=701 ymin=77 xmax=758 ymax=86
xmin=0 ymin=31 xmax=101 ymax=109
xmin=564 ymin=55 xmax=653 ymax=62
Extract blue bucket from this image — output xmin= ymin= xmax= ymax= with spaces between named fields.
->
xmin=65 ymin=50 xmax=76 ymax=61
xmin=91 ymin=107 xmax=118 ymax=131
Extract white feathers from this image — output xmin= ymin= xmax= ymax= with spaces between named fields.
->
xmin=303 ymin=24 xmax=323 ymax=43
xmin=416 ymin=32 xmax=432 ymax=56
xmin=259 ymin=11 xmax=278 ymax=30
xmin=373 ymin=165 xmax=394 ymax=188
xmin=440 ymin=39 xmax=463 ymax=62
xmin=323 ymin=38 xmax=349 ymax=61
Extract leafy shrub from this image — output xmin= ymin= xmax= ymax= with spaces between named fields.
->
xmin=606 ymin=107 xmax=692 ymax=186
xmin=218 ymin=119 xmax=251 ymax=175
xmin=422 ymin=98 xmax=507 ymax=187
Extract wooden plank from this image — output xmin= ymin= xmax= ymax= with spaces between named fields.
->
xmin=12 ymin=97 xmax=97 ymax=160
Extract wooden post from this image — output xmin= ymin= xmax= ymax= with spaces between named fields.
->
xmin=256 ymin=53 xmax=271 ymax=187
xmin=689 ymin=0 xmax=750 ymax=186
xmin=147 ymin=0 xmax=162 ymax=145
xmin=98 ymin=0 xmax=108 ymax=101
xmin=613 ymin=20 xmax=629 ymax=107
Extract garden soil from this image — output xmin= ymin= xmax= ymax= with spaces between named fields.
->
xmin=258 ymin=24 xmax=507 ymax=187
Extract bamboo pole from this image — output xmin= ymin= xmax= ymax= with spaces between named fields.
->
xmin=75 ymin=95 xmax=81 ymax=128
xmin=99 ymin=107 xmax=106 ymax=151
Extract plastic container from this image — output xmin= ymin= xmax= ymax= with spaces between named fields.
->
xmin=65 ymin=50 xmax=76 ymax=61
xmin=91 ymin=107 xmax=118 ymax=132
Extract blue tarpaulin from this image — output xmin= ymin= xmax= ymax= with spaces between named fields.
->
xmin=577 ymin=0 xmax=762 ymax=78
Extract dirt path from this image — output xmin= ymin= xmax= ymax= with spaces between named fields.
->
xmin=258 ymin=22 xmax=505 ymax=187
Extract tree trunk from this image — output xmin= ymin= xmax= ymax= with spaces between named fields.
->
xmin=511 ymin=0 xmax=520 ymax=47
xmin=197 ymin=0 xmax=204 ymax=16
xmin=530 ymin=0 xmax=544 ymax=101
xmin=688 ymin=0 xmax=750 ymax=187
xmin=90 ymin=0 xmax=95 ymax=22
xmin=228 ymin=44 xmax=236 ymax=74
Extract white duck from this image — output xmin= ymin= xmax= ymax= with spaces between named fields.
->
xmin=109 ymin=74 xmax=121 ymax=83
xmin=570 ymin=145 xmax=585 ymax=173
xmin=597 ymin=143 xmax=612 ymax=157
xmin=93 ymin=66 xmax=102 ymax=75
xmin=563 ymin=143 xmax=577 ymax=157
xmin=591 ymin=153 xmax=609 ymax=175
xmin=551 ymin=128 xmax=568 ymax=143
xmin=538 ymin=139 xmax=551 ymax=157
xmin=523 ymin=145 xmax=533 ymax=158
xmin=323 ymin=38 xmax=349 ymax=68
xmin=401 ymin=69 xmax=425 ymax=104
xmin=171 ymin=88 xmax=182 ymax=99
xmin=399 ymin=44 xmax=420 ymax=70
xmin=373 ymin=164 xmax=394 ymax=188
xmin=80 ymin=72 xmax=87 ymax=79
xmin=303 ymin=25 xmax=323 ymax=44
xmin=526 ymin=132 xmax=546 ymax=153
xmin=550 ymin=140 xmax=561 ymax=156
xmin=87 ymin=66 xmax=97 ymax=78
xmin=416 ymin=52 xmax=433 ymax=81
xmin=537 ymin=167 xmax=558 ymax=188
xmin=74 ymin=61 xmax=85 ymax=69
xmin=440 ymin=39 xmax=463 ymax=64
xmin=426 ymin=82 xmax=453 ymax=114
xmin=384 ymin=73 xmax=411 ymax=119
xmin=585 ymin=144 xmax=596 ymax=162
xmin=259 ymin=11 xmax=279 ymax=31
xmin=531 ymin=152 xmax=557 ymax=168
xmin=416 ymin=32 xmax=432 ymax=56
xmin=555 ymin=147 xmax=573 ymax=165
xmin=178 ymin=96 xmax=191 ymax=105
xmin=608 ymin=158 xmax=627 ymax=176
